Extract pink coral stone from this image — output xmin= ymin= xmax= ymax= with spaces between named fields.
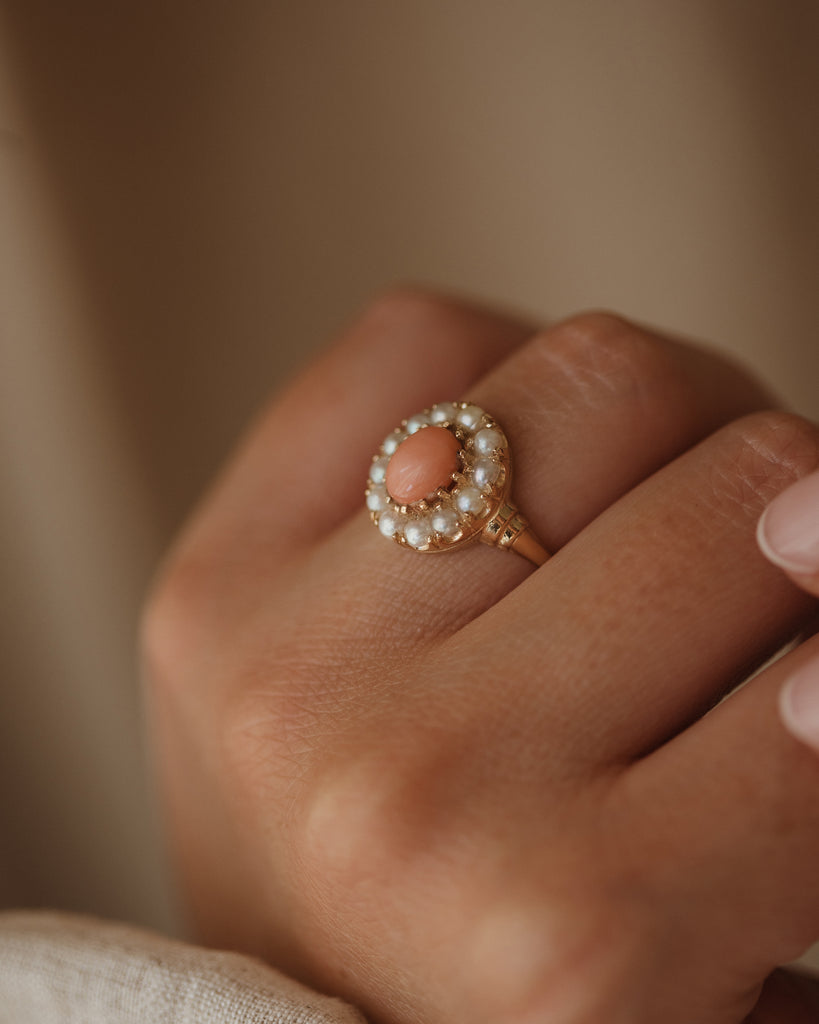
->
xmin=385 ymin=426 xmax=461 ymax=505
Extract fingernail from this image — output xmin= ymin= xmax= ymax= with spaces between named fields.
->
xmin=757 ymin=469 xmax=819 ymax=574
xmin=780 ymin=660 xmax=819 ymax=751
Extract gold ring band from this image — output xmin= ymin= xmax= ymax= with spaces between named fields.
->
xmin=480 ymin=500 xmax=550 ymax=567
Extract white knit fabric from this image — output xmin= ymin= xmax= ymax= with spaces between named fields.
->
xmin=0 ymin=912 xmax=366 ymax=1024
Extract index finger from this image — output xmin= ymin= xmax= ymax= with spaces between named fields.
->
xmin=171 ymin=288 xmax=535 ymax=559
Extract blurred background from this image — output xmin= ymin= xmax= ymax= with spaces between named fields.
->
xmin=0 ymin=1 xmax=817 ymax=945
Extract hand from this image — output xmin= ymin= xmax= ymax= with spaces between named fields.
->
xmin=143 ymin=291 xmax=819 ymax=1024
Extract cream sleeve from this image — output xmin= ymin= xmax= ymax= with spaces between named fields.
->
xmin=0 ymin=912 xmax=366 ymax=1024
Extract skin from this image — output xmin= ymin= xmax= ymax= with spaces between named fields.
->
xmin=143 ymin=291 xmax=819 ymax=1024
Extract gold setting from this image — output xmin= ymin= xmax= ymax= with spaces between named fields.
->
xmin=366 ymin=402 xmax=549 ymax=566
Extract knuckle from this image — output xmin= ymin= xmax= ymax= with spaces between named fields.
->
xmin=715 ymin=410 xmax=819 ymax=508
xmin=355 ymin=284 xmax=467 ymax=338
xmin=532 ymin=311 xmax=674 ymax=402
xmin=467 ymin=874 xmax=647 ymax=1024
xmin=140 ymin=547 xmax=214 ymax=701
xmin=555 ymin=309 xmax=637 ymax=342
xmin=296 ymin=736 xmax=475 ymax=909
xmin=218 ymin=635 xmax=401 ymax=828
xmin=295 ymin=722 xmax=446 ymax=888
xmin=299 ymin=754 xmax=406 ymax=886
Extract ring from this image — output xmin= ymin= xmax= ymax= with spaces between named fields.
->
xmin=365 ymin=401 xmax=550 ymax=567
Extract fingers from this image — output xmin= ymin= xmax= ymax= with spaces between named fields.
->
xmin=157 ymin=305 xmax=780 ymax=696
xmin=172 ymin=288 xmax=535 ymax=557
xmin=440 ymin=411 xmax=819 ymax=769
xmin=308 ymin=312 xmax=778 ymax=658
xmin=466 ymin=312 xmax=777 ymax=552
xmin=620 ymin=633 xmax=819 ymax=975
xmin=144 ymin=289 xmax=534 ymax=670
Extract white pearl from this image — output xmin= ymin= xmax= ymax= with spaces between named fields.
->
xmin=405 ymin=413 xmax=429 ymax=434
xmin=474 ymin=427 xmax=506 ymax=455
xmin=456 ymin=486 xmax=486 ymax=516
xmin=369 ymin=456 xmax=389 ymax=485
xmin=456 ymin=404 xmax=484 ymax=431
xmin=383 ymin=431 xmax=406 ymax=455
xmin=472 ymin=459 xmax=501 ymax=490
xmin=430 ymin=402 xmax=456 ymax=424
xmin=378 ymin=510 xmax=400 ymax=537
xmin=404 ymin=520 xmax=431 ymax=549
xmin=366 ymin=486 xmax=389 ymax=512
xmin=431 ymin=508 xmax=460 ymax=537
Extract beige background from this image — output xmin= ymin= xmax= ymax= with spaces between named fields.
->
xmin=1 ymin=0 xmax=818 ymax=960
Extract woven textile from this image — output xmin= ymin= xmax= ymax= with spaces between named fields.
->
xmin=0 ymin=912 xmax=366 ymax=1024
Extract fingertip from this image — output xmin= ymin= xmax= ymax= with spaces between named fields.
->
xmin=755 ymin=504 xmax=812 ymax=576
xmin=756 ymin=470 xmax=819 ymax=579
xmin=779 ymin=661 xmax=819 ymax=755
xmin=756 ymin=504 xmax=789 ymax=569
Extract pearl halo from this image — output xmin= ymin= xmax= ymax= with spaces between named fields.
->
xmin=365 ymin=401 xmax=510 ymax=553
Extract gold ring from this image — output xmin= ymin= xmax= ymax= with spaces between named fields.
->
xmin=365 ymin=402 xmax=550 ymax=567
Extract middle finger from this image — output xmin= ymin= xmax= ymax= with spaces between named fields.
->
xmin=321 ymin=312 xmax=776 ymax=651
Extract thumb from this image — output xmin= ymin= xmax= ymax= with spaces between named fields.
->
xmin=757 ymin=468 xmax=819 ymax=597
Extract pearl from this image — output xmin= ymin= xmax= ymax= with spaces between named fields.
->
xmin=405 ymin=413 xmax=429 ymax=434
xmin=383 ymin=431 xmax=406 ymax=455
xmin=385 ymin=426 xmax=461 ymax=505
xmin=474 ymin=427 xmax=506 ymax=455
xmin=366 ymin=486 xmax=389 ymax=512
xmin=430 ymin=402 xmax=456 ymax=424
xmin=378 ymin=510 xmax=401 ymax=538
xmin=404 ymin=520 xmax=431 ymax=549
xmin=369 ymin=456 xmax=389 ymax=485
xmin=431 ymin=508 xmax=460 ymax=537
xmin=456 ymin=404 xmax=484 ymax=431
xmin=456 ymin=486 xmax=486 ymax=516
xmin=473 ymin=459 xmax=501 ymax=490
